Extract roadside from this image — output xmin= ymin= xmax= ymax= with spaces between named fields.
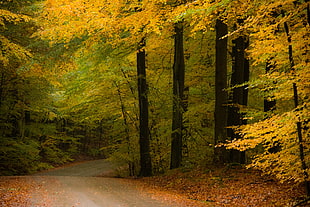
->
xmin=0 ymin=176 xmax=34 ymax=206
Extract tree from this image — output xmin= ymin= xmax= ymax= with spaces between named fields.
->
xmin=137 ymin=38 xmax=152 ymax=176
xmin=37 ymin=0 xmax=166 ymax=176
xmin=0 ymin=0 xmax=81 ymax=175
xmin=264 ymin=60 xmax=276 ymax=113
xmin=170 ymin=22 xmax=186 ymax=169
xmin=214 ymin=18 xmax=229 ymax=164
xmin=0 ymin=2 xmax=37 ymax=175
xmin=227 ymin=26 xmax=249 ymax=164
xmin=283 ymin=12 xmax=310 ymax=196
xmin=225 ymin=0 xmax=310 ymax=190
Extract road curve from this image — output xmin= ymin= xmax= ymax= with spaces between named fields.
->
xmin=30 ymin=160 xmax=174 ymax=207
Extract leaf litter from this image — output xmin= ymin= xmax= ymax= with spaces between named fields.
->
xmin=0 ymin=167 xmax=307 ymax=207
xmin=131 ymin=166 xmax=307 ymax=207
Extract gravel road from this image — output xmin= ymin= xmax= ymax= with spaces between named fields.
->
xmin=30 ymin=160 xmax=174 ymax=207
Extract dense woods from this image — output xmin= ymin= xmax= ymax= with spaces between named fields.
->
xmin=0 ymin=0 xmax=309 ymax=198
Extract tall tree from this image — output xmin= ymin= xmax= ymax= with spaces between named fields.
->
xmin=137 ymin=38 xmax=152 ymax=176
xmin=227 ymin=21 xmax=249 ymax=164
xmin=214 ymin=19 xmax=229 ymax=164
xmin=225 ymin=0 xmax=309 ymax=190
xmin=170 ymin=22 xmax=185 ymax=169
xmin=283 ymin=14 xmax=310 ymax=196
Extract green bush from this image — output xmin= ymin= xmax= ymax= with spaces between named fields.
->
xmin=0 ymin=137 xmax=41 ymax=175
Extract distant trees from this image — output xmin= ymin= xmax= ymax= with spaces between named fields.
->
xmin=0 ymin=1 xmax=38 ymax=175
xmin=37 ymin=0 xmax=161 ymax=176
xmin=0 ymin=0 xmax=80 ymax=175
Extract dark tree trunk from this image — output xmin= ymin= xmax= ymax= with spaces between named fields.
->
xmin=264 ymin=61 xmax=276 ymax=112
xmin=227 ymin=26 xmax=249 ymax=164
xmin=284 ymin=19 xmax=310 ymax=196
xmin=264 ymin=60 xmax=280 ymax=153
xmin=25 ymin=110 xmax=31 ymax=124
xmin=0 ymin=72 xmax=4 ymax=108
xmin=263 ymin=8 xmax=280 ymax=113
xmin=137 ymin=38 xmax=152 ymax=177
xmin=243 ymin=39 xmax=250 ymax=107
xmin=182 ymin=86 xmax=189 ymax=158
xmin=307 ymin=0 xmax=310 ymax=26
xmin=214 ymin=19 xmax=229 ymax=164
xmin=170 ymin=22 xmax=185 ymax=169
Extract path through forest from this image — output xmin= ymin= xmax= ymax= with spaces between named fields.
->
xmin=1 ymin=159 xmax=306 ymax=206
xmin=28 ymin=160 xmax=175 ymax=207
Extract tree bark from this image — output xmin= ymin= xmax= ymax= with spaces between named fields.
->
xmin=214 ymin=19 xmax=229 ymax=164
xmin=0 ymin=72 xmax=4 ymax=108
xmin=170 ymin=22 xmax=185 ymax=169
xmin=227 ymin=24 xmax=249 ymax=164
xmin=137 ymin=38 xmax=152 ymax=177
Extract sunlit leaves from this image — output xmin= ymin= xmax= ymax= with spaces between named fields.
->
xmin=0 ymin=8 xmax=32 ymax=66
xmin=0 ymin=9 xmax=31 ymax=26
xmin=0 ymin=35 xmax=32 ymax=66
xmin=35 ymin=0 xmax=310 ymax=182
xmin=214 ymin=0 xmax=310 ymax=184
xmin=226 ymin=104 xmax=309 ymax=182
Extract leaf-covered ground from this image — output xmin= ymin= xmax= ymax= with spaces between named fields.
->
xmin=0 ymin=167 xmax=308 ymax=207
xmin=132 ymin=167 xmax=307 ymax=207
xmin=0 ymin=177 xmax=34 ymax=206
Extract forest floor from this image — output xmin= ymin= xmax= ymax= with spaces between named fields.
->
xmin=132 ymin=166 xmax=308 ymax=207
xmin=0 ymin=160 xmax=308 ymax=207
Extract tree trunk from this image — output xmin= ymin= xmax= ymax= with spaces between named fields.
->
xmin=214 ymin=19 xmax=229 ymax=164
xmin=170 ymin=22 xmax=185 ymax=169
xmin=284 ymin=19 xmax=310 ymax=196
xmin=137 ymin=38 xmax=152 ymax=177
xmin=227 ymin=25 xmax=249 ymax=164
xmin=264 ymin=59 xmax=280 ymax=153
xmin=0 ymin=72 xmax=4 ymax=108
xmin=115 ymin=82 xmax=135 ymax=176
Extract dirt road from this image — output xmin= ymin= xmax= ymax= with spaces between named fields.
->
xmin=30 ymin=160 xmax=174 ymax=207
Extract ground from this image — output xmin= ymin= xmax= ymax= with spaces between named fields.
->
xmin=0 ymin=160 xmax=308 ymax=207
xmin=133 ymin=166 xmax=307 ymax=206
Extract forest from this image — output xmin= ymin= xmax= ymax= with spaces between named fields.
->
xmin=0 ymin=0 xmax=309 ymax=200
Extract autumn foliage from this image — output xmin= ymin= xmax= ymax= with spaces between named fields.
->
xmin=0 ymin=0 xmax=309 ymax=202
